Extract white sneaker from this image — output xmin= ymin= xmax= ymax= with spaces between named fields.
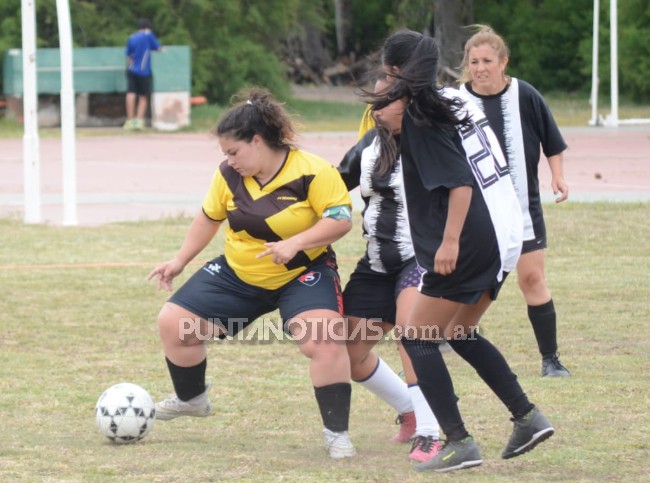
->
xmin=155 ymin=387 xmax=212 ymax=421
xmin=323 ymin=428 xmax=356 ymax=459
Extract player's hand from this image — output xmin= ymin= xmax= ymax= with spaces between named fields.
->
xmin=147 ymin=258 xmax=185 ymax=292
xmin=552 ymin=178 xmax=569 ymax=203
xmin=434 ymin=240 xmax=459 ymax=276
xmin=257 ymin=240 xmax=299 ymax=265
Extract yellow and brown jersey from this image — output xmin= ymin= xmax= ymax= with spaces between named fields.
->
xmin=202 ymin=148 xmax=351 ymax=290
xmin=357 ymin=105 xmax=376 ymax=140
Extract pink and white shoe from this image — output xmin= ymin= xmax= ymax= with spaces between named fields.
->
xmin=390 ymin=411 xmax=416 ymax=443
xmin=409 ymin=435 xmax=443 ymax=462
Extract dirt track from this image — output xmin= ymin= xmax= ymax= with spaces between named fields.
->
xmin=1 ymin=124 xmax=649 ymax=226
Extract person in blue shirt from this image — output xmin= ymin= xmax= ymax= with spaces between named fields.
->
xmin=124 ymin=18 xmax=161 ymax=130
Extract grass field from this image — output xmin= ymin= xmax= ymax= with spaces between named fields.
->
xmin=1 ymin=202 xmax=649 ymax=481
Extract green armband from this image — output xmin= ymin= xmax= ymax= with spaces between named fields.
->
xmin=322 ymin=205 xmax=352 ymax=221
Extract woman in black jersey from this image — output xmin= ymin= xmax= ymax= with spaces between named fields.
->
xmin=370 ymin=30 xmax=555 ymax=473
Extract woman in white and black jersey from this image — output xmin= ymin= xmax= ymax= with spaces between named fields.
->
xmin=459 ymin=25 xmax=570 ymax=378
xmin=368 ymin=29 xmax=555 ymax=473
xmin=338 ymin=77 xmax=443 ymax=464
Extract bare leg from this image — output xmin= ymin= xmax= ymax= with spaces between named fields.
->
xmin=517 ymin=250 xmax=568 ymax=375
xmin=136 ymin=95 xmax=149 ymax=123
xmin=289 ymin=309 xmax=350 ymax=386
xmin=125 ymin=93 xmax=137 ymax=120
xmin=157 ymin=302 xmax=210 ymax=366
xmin=346 ymin=316 xmax=390 ymax=381
xmin=290 ymin=310 xmax=355 ymax=457
xmin=346 ymin=315 xmax=414 ymax=442
xmin=517 ymin=250 xmax=551 ymax=305
xmin=155 ymin=302 xmax=215 ymax=415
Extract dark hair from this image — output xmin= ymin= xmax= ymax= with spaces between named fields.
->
xmin=381 ymin=29 xmax=424 ymax=72
xmin=360 ymin=30 xmax=472 ymax=168
xmin=137 ymin=18 xmax=151 ymax=30
xmin=214 ymin=88 xmax=296 ymax=150
xmin=374 ymin=123 xmax=400 ymax=177
xmin=368 ymin=30 xmax=471 ymax=131
xmin=369 ymin=77 xmax=400 ymax=176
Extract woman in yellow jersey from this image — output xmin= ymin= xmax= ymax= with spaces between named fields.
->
xmin=147 ymin=88 xmax=356 ymax=458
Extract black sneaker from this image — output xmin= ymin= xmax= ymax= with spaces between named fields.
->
xmin=502 ymin=407 xmax=555 ymax=459
xmin=542 ymin=353 xmax=571 ymax=377
xmin=414 ymin=436 xmax=482 ymax=473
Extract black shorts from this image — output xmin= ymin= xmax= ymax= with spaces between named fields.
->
xmin=521 ymin=235 xmax=547 ymax=254
xmin=126 ymin=71 xmax=153 ymax=96
xmin=169 ymin=255 xmax=343 ymax=336
xmin=343 ymin=258 xmax=423 ymax=324
xmin=419 ymin=272 xmax=509 ymax=304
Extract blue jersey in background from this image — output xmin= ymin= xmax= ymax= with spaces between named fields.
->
xmin=126 ymin=30 xmax=161 ymax=77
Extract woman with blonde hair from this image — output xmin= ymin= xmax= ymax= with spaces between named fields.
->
xmin=459 ymin=25 xmax=571 ymax=377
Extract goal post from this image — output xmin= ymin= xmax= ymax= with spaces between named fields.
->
xmin=590 ymin=0 xmax=650 ymax=127
xmin=20 ymin=0 xmax=79 ymax=225
xmin=56 ymin=0 xmax=78 ymax=226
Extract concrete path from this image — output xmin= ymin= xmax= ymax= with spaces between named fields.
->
xmin=1 ymin=125 xmax=648 ymax=226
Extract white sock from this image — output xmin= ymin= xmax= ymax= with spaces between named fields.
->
xmin=408 ymin=384 xmax=440 ymax=439
xmin=356 ymin=358 xmax=413 ymax=414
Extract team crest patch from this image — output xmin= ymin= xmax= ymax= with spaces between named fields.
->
xmin=298 ymin=271 xmax=321 ymax=286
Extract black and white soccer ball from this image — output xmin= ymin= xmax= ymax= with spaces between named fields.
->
xmin=95 ymin=382 xmax=155 ymax=444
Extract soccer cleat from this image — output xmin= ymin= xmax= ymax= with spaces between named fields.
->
xmin=323 ymin=428 xmax=356 ymax=459
xmin=414 ymin=436 xmax=482 ymax=472
xmin=542 ymin=353 xmax=571 ymax=377
xmin=502 ymin=406 xmax=555 ymax=459
xmin=390 ymin=411 xmax=416 ymax=443
xmin=155 ymin=388 xmax=212 ymax=421
xmin=132 ymin=118 xmax=145 ymax=130
xmin=122 ymin=119 xmax=135 ymax=130
xmin=409 ymin=435 xmax=443 ymax=462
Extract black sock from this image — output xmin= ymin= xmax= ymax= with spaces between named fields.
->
xmin=528 ymin=299 xmax=558 ymax=358
xmin=401 ymin=338 xmax=468 ymax=442
xmin=448 ymin=334 xmax=533 ymax=420
xmin=314 ymin=383 xmax=351 ymax=432
xmin=165 ymin=357 xmax=207 ymax=401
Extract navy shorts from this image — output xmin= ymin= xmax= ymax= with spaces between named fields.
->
xmin=343 ymin=258 xmax=423 ymax=324
xmin=169 ymin=254 xmax=343 ymax=336
xmin=419 ymin=272 xmax=510 ymax=304
xmin=126 ymin=71 xmax=153 ymax=96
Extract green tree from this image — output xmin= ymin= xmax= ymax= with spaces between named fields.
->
xmin=618 ymin=0 xmax=650 ymax=100
xmin=3 ymin=1 xmax=650 ymax=102
xmin=474 ymin=0 xmax=593 ymax=94
xmin=2 ymin=0 xmax=325 ymax=103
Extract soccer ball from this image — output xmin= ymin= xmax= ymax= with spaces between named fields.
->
xmin=95 ymin=382 xmax=156 ymax=444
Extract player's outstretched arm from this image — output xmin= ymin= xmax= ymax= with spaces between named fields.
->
xmin=148 ymin=211 xmax=221 ymax=291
